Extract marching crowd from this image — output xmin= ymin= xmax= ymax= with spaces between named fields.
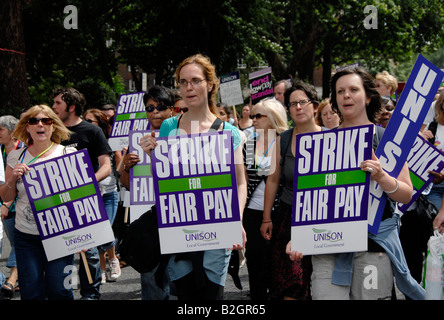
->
xmin=0 ymin=53 xmax=443 ymax=300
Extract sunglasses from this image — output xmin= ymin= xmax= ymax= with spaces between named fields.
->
xmin=173 ymin=106 xmax=189 ymax=113
xmin=249 ymin=113 xmax=268 ymax=120
xmin=28 ymin=117 xmax=54 ymax=125
xmin=85 ymin=118 xmax=98 ymax=123
xmin=145 ymin=105 xmax=170 ymax=113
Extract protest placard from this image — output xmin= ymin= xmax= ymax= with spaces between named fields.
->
xmin=369 ymin=54 xmax=444 ymax=234
xmin=220 ymin=71 xmax=244 ymax=106
xmin=108 ymin=92 xmax=151 ymax=151
xmin=23 ymin=149 xmax=114 ymax=261
xmin=249 ymin=67 xmax=273 ymax=105
xmin=291 ymin=124 xmax=373 ymax=255
xmin=398 ymin=134 xmax=444 ymax=212
xmin=151 ymin=130 xmax=243 ymax=254
xmin=128 ymin=129 xmax=158 ymax=206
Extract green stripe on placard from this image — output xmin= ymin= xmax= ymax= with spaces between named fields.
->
xmin=133 ymin=165 xmax=152 ymax=177
xmin=34 ymin=183 xmax=97 ymax=212
xmin=115 ymin=112 xmax=147 ymax=121
xmin=297 ymin=170 xmax=366 ymax=189
xmin=158 ymin=174 xmax=232 ymax=193
xmin=409 ymin=170 xmax=425 ymax=191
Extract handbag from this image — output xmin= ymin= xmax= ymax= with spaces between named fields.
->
xmin=118 ymin=205 xmax=163 ymax=273
xmin=423 ymin=230 xmax=444 ymax=300
xmin=416 ymin=194 xmax=438 ymax=236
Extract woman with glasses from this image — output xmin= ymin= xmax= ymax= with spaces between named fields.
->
xmin=287 ymin=68 xmax=421 ymax=300
xmin=0 ymin=105 xmax=76 ymax=300
xmin=243 ymin=98 xmax=288 ymax=299
xmin=142 ymin=54 xmax=247 ymax=300
xmin=261 ymin=82 xmax=321 ymax=300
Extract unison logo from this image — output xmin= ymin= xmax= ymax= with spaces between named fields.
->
xmin=182 ymin=229 xmax=217 ymax=242
xmin=312 ymin=228 xmax=343 ymax=243
xmin=63 ymin=233 xmax=93 ymax=246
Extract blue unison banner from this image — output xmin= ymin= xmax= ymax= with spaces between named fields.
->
xmin=369 ymin=54 xmax=444 ymax=234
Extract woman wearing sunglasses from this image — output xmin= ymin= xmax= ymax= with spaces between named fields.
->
xmin=120 ymin=85 xmax=174 ymax=300
xmin=172 ymin=90 xmax=188 ymax=116
xmin=242 ymin=98 xmax=288 ymax=299
xmin=261 ymin=82 xmax=321 ymax=300
xmin=0 ymin=105 xmax=76 ymax=300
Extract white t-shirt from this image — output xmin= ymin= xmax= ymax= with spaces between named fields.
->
xmin=7 ymin=144 xmax=77 ymax=235
xmin=247 ymin=155 xmax=272 ymax=210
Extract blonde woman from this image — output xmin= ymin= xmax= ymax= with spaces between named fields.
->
xmin=375 ymin=70 xmax=398 ymax=98
xmin=0 ymin=105 xmax=76 ymax=300
xmin=242 ymin=98 xmax=288 ymax=299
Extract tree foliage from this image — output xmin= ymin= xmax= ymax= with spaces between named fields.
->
xmin=1 ymin=0 xmax=443 ymax=115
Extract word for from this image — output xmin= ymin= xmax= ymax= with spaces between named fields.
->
xmin=37 ymin=195 xmax=102 ymax=236
xmin=158 ymin=189 xmax=232 ymax=225
xmin=154 ymin=133 xmax=231 ymax=178
xmin=26 ymin=153 xmax=92 ymax=199
xmin=298 ymin=126 xmax=369 ymax=174
xmin=294 ymin=185 xmax=365 ymax=222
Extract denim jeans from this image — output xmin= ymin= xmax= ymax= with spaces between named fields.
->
xmin=426 ymin=184 xmax=444 ymax=212
xmin=141 ymin=263 xmax=170 ymax=300
xmin=3 ymin=216 xmax=16 ymax=268
xmin=14 ymin=229 xmax=74 ymax=300
xmin=79 ymin=246 xmax=102 ymax=300
xmin=98 ymin=190 xmax=119 ymax=253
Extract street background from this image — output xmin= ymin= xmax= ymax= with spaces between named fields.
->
xmin=0 ymin=231 xmax=250 ymax=300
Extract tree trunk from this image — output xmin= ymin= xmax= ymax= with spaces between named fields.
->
xmin=322 ymin=38 xmax=332 ymax=99
xmin=0 ymin=0 xmax=29 ymax=115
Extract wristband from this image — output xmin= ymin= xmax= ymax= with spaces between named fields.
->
xmin=262 ymin=220 xmax=272 ymax=223
xmin=385 ymin=178 xmax=399 ymax=194
xmin=2 ymin=203 xmax=10 ymax=209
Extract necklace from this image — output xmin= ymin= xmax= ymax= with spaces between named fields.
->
xmin=21 ymin=142 xmax=54 ymax=164
xmin=255 ymin=137 xmax=276 ymax=169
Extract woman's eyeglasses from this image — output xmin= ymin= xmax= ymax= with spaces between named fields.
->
xmin=178 ymin=78 xmax=206 ymax=88
xmin=145 ymin=105 xmax=170 ymax=113
xmin=85 ymin=118 xmax=98 ymax=123
xmin=288 ymin=99 xmax=312 ymax=108
xmin=28 ymin=117 xmax=54 ymax=125
xmin=173 ymin=106 xmax=189 ymax=113
xmin=249 ymin=113 xmax=268 ymax=120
